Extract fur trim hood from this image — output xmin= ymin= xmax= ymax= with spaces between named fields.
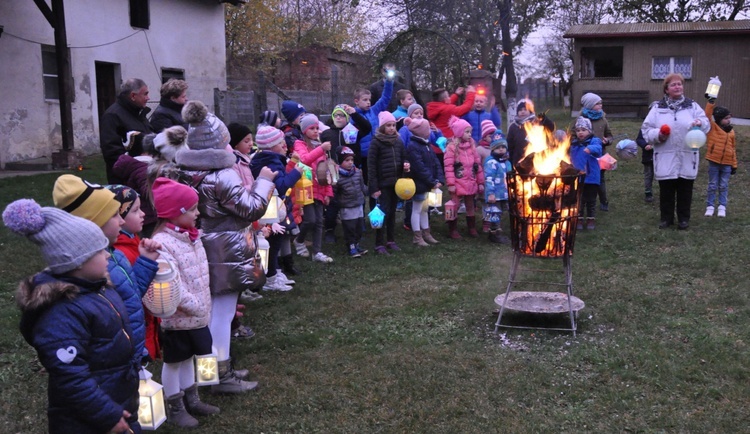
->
xmin=175 ymin=147 xmax=235 ymax=171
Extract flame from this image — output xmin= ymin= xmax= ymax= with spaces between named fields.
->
xmin=523 ymin=123 xmax=571 ymax=175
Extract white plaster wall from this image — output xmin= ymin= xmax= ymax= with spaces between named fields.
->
xmin=0 ymin=0 xmax=227 ymax=168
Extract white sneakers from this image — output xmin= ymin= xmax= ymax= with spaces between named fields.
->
xmin=275 ymin=271 xmax=295 ymax=286
xmin=706 ymin=205 xmax=727 ymax=217
xmin=312 ymin=252 xmax=334 ymax=263
xmin=262 ymin=274 xmax=292 ymax=292
xmin=240 ymin=289 xmax=263 ymax=302
xmin=293 ymin=239 xmax=310 ymax=257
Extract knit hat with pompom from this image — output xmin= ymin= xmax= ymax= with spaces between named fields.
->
xmin=3 ymin=199 xmax=108 ymax=274
xmin=182 ymin=100 xmax=230 ymax=150
xmin=449 ymin=116 xmax=471 ymax=138
xmin=153 ymin=126 xmax=188 ymax=162
xmin=404 ymin=117 xmax=430 ymax=139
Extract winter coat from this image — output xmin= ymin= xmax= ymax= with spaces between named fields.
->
xmin=569 ymin=135 xmax=603 ymax=185
xmin=321 ymin=112 xmax=372 ymax=166
xmin=334 ymin=167 xmax=367 ymax=209
xmin=392 ymin=106 xmax=409 ymax=120
xmin=507 ymin=114 xmax=556 ymax=166
xmin=357 ymin=79 xmax=393 ymax=157
xmin=367 ymin=133 xmax=406 ymax=194
xmin=17 ymin=272 xmax=139 ymax=434
xmin=114 ymin=231 xmax=141 ymax=265
xmin=426 ymin=91 xmax=476 ymax=139
xmin=293 ymin=140 xmax=334 ymax=201
xmin=641 ymin=97 xmax=710 ymax=181
xmin=107 ymin=247 xmax=158 ymax=361
xmin=484 ymin=155 xmax=512 ymax=202
xmin=250 ymin=150 xmax=302 ymax=198
xmin=113 ymin=153 xmax=157 ymax=228
xmin=175 ymin=146 xmax=274 ymax=295
xmin=149 ymin=97 xmax=186 ymax=133
xmin=462 ymin=106 xmax=502 ymax=143
xmin=99 ymin=95 xmax=152 ymax=184
xmin=233 ymin=151 xmax=255 ymax=190
xmin=444 ymin=139 xmax=485 ymax=196
xmin=576 ymin=112 xmax=613 ymax=149
xmin=152 ymin=228 xmax=212 ymax=330
xmin=635 ymin=130 xmax=653 ymax=164
xmin=281 ymin=122 xmax=303 ymax=150
xmin=705 ymin=102 xmax=737 ymax=168
xmin=406 ymin=136 xmax=444 ymax=194
xmin=398 ymin=125 xmax=443 ymax=150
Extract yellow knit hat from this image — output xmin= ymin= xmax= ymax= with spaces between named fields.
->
xmin=52 ymin=174 xmax=120 ymax=228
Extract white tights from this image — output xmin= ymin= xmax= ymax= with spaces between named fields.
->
xmin=162 ymin=360 xmax=196 ymax=397
xmin=209 ymin=292 xmax=239 ymax=362
xmin=411 ymin=199 xmax=429 ymax=231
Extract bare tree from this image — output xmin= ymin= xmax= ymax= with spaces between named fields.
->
xmin=608 ymin=0 xmax=749 ymax=22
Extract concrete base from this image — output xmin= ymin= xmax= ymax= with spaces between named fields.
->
xmin=51 ymin=150 xmax=83 ymax=170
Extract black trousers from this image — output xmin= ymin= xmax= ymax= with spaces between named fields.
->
xmin=580 ymin=184 xmax=598 ymax=218
xmin=658 ymin=177 xmax=694 ymax=224
xmin=342 ymin=217 xmax=364 ymax=247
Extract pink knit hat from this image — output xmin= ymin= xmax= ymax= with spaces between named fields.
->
xmin=449 ymin=116 xmax=471 ymax=138
xmin=378 ymin=111 xmax=396 ymax=126
xmin=480 ymin=120 xmax=496 ymax=138
xmin=255 ymin=125 xmax=285 ymax=149
xmin=404 ymin=117 xmax=430 ymax=139
xmin=152 ymin=178 xmax=199 ymax=219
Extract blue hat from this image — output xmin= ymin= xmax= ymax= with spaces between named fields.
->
xmin=281 ymin=100 xmax=306 ymax=123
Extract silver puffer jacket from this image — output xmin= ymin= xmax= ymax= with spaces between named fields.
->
xmin=175 ymin=147 xmax=274 ymax=295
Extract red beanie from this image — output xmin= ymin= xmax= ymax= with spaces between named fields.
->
xmin=152 ymin=177 xmax=199 ymax=219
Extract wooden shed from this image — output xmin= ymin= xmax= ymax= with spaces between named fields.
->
xmin=564 ymin=21 xmax=750 ymax=119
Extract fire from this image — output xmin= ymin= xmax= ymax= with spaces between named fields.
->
xmin=508 ymin=123 xmax=581 ymax=258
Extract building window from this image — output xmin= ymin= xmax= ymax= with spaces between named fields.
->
xmin=161 ymin=68 xmax=185 ymax=84
xmin=580 ymin=47 xmax=623 ymax=79
xmin=42 ymin=45 xmax=59 ymax=100
xmin=652 ymin=56 xmax=692 ymax=79
xmin=130 ymin=0 xmax=150 ymax=29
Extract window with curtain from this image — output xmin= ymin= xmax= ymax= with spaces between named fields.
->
xmin=652 ymin=56 xmax=692 ymax=79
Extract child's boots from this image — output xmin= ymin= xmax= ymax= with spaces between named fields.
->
xmin=167 ymin=391 xmax=199 ymax=428
xmin=447 ymin=220 xmax=461 ymax=239
xmin=586 ymin=217 xmax=595 ymax=230
xmin=488 ymin=229 xmax=509 ymax=244
xmin=466 ymin=216 xmax=479 ymax=237
xmin=412 ymin=231 xmax=430 ymax=247
xmin=211 ymin=359 xmax=258 ymax=394
xmin=422 ymin=228 xmax=439 ymax=244
xmin=183 ymin=384 xmax=220 ymax=415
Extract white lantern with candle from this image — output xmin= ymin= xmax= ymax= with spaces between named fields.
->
xmin=259 ymin=189 xmax=280 ymax=225
xmin=257 ymin=233 xmax=270 ymax=272
xmin=705 ymin=76 xmax=722 ymax=99
xmin=194 ymin=353 xmax=220 ymax=385
xmin=426 ymin=187 xmax=443 ymax=208
xmin=142 ymin=256 xmax=181 ymax=318
xmin=138 ymin=369 xmax=167 ymax=430
xmin=685 ymin=126 xmax=707 ymax=149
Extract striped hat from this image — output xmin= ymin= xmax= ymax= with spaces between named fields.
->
xmin=255 ymin=125 xmax=285 ymax=150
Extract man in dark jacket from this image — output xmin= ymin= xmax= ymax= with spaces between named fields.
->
xmin=100 ymin=78 xmax=153 ymax=183
xmin=149 ymin=79 xmax=188 ymax=133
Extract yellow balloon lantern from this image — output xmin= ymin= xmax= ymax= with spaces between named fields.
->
xmin=395 ymin=178 xmax=416 ymax=200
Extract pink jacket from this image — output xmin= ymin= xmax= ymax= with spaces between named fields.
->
xmin=293 ymin=139 xmax=334 ymax=201
xmin=444 ymin=139 xmax=485 ymax=196
xmin=232 ymin=150 xmax=255 ymax=190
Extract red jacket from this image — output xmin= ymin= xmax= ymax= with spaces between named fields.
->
xmin=426 ymin=92 xmax=477 ymax=139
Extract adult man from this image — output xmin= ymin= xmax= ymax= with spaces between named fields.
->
xmin=462 ymin=93 xmax=503 ymax=143
xmin=100 ymin=78 xmax=153 ymax=183
xmin=369 ymin=63 xmax=407 ymax=113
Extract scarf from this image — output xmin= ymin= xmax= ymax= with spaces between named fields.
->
xmin=374 ymin=132 xmax=399 ymax=145
xmin=582 ymin=108 xmax=603 ymax=120
xmin=167 ymin=222 xmax=200 ymax=242
xmin=338 ymin=166 xmax=356 ymax=177
xmin=664 ymin=95 xmax=686 ymax=112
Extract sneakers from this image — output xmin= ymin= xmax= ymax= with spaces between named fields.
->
xmin=718 ymin=205 xmax=726 ymax=217
xmin=429 ymin=207 xmax=443 ymax=216
xmin=349 ymin=245 xmax=362 ymax=258
xmin=293 ymin=239 xmax=310 ymax=257
xmin=312 ymin=252 xmax=334 ymax=263
xmin=356 ymin=244 xmax=368 ymax=255
xmin=275 ymin=271 xmax=295 ymax=286
xmin=375 ymin=245 xmax=390 ymax=255
xmin=705 ymin=206 xmax=715 ymax=217
xmin=386 ymin=241 xmax=401 ymax=251
xmin=240 ymin=289 xmax=263 ymax=302
xmin=262 ymin=274 xmax=292 ymax=292
xmin=232 ymin=324 xmax=255 ymax=339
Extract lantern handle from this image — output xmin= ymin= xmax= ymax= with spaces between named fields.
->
xmin=155 ymin=250 xmax=177 ymax=274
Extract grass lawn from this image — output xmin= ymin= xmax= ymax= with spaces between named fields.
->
xmin=1 ymin=114 xmax=749 ymax=433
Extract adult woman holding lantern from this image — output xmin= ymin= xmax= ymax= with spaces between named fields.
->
xmin=641 ymin=73 xmax=709 ymax=230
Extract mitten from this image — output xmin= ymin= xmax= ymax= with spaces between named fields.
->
xmin=660 ymin=125 xmax=671 ymax=135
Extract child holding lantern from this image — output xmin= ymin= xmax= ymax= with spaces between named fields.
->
xmin=444 ymin=116 xmax=485 ymax=239
xmin=569 ymin=117 xmax=603 ymax=230
xmin=703 ymin=95 xmax=737 ymax=218
xmin=150 ymin=177 xmax=220 ymax=428
xmin=4 ymin=199 xmax=141 ymax=433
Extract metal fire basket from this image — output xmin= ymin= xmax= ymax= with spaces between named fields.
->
xmin=494 ymin=171 xmax=585 ymax=336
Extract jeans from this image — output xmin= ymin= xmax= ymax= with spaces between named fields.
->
xmin=297 ymin=200 xmax=324 ymax=254
xmin=706 ymin=161 xmax=731 ymax=207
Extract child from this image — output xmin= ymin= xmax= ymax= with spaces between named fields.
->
xmin=52 ymin=174 xmax=160 ymax=366
xmin=703 ymin=97 xmax=737 ymax=217
xmin=354 ymin=77 xmax=394 ymax=165
xmin=280 ymin=100 xmax=306 ymax=149
xmin=251 ymin=125 xmax=304 ymax=288
xmin=635 ymin=130 xmax=654 ymax=203
xmin=292 ymin=114 xmax=335 ymax=263
xmin=569 ymin=117 xmax=603 ymax=229
xmin=462 ymin=93 xmax=502 ymax=143
xmin=259 ymin=110 xmax=281 ymax=128
xmin=506 ymin=99 xmax=556 ymax=166
xmin=404 ymin=117 xmax=444 ymax=246
xmin=177 ymin=100 xmax=277 ymax=393
xmin=391 ymin=89 xmax=415 ymax=121
xmin=368 ymin=111 xmax=408 ymax=255
xmin=334 ymin=146 xmax=369 ymax=257
xmin=4 ymin=200 xmax=140 ymax=433
xmin=444 ymin=116 xmax=485 ymax=239
xmin=228 ymin=122 xmax=256 ymax=189
xmin=150 ymin=178 xmax=220 ymax=428
xmin=484 ymin=138 xmax=512 ymax=243
xmin=579 ymin=93 xmax=614 ymax=211
xmin=475 ymin=119 xmax=497 ymax=166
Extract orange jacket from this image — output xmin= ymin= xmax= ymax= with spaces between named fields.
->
xmin=705 ymin=102 xmax=737 ymax=168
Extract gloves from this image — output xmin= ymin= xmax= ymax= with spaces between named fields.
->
xmin=731 ymin=167 xmax=737 ymax=175
xmin=705 ymin=93 xmax=716 ymax=104
xmin=271 ymin=222 xmax=286 ymax=234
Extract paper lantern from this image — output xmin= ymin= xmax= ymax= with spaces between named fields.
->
xmin=444 ymin=200 xmax=458 ymax=222
xmin=259 ymin=189 xmax=280 ymax=224
xmin=257 ymin=233 xmax=269 ymax=272
xmin=194 ymin=354 xmax=220 ymax=385
xmin=705 ymin=76 xmax=722 ymax=99
xmin=294 ymin=177 xmax=314 ymax=206
xmin=368 ymin=205 xmax=385 ymax=229
xmin=484 ymin=204 xmax=502 ymax=224
xmin=138 ymin=369 xmax=166 ymax=430
xmin=142 ymin=257 xmax=181 ymax=318
xmin=395 ymin=178 xmax=416 ymax=200
xmin=425 ymin=188 xmax=443 ymax=208
xmin=685 ymin=126 xmax=706 ymax=149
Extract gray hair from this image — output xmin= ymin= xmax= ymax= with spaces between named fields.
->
xmin=120 ymin=78 xmax=147 ymax=96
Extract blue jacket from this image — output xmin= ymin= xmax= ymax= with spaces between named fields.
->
xmin=18 ymin=272 xmax=139 ymax=433
xmin=356 ymin=79 xmax=393 ymax=158
xmin=570 ymin=135 xmax=603 ymax=185
xmin=399 ymin=125 xmax=443 ymax=150
xmin=250 ymin=150 xmax=302 ymax=198
xmin=392 ymin=106 xmax=408 ymax=120
xmin=406 ymin=136 xmax=444 ymax=194
xmin=107 ymin=248 xmax=158 ymax=362
xmin=462 ymin=107 xmax=502 ymax=143
xmin=483 ymin=155 xmax=512 ymax=202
